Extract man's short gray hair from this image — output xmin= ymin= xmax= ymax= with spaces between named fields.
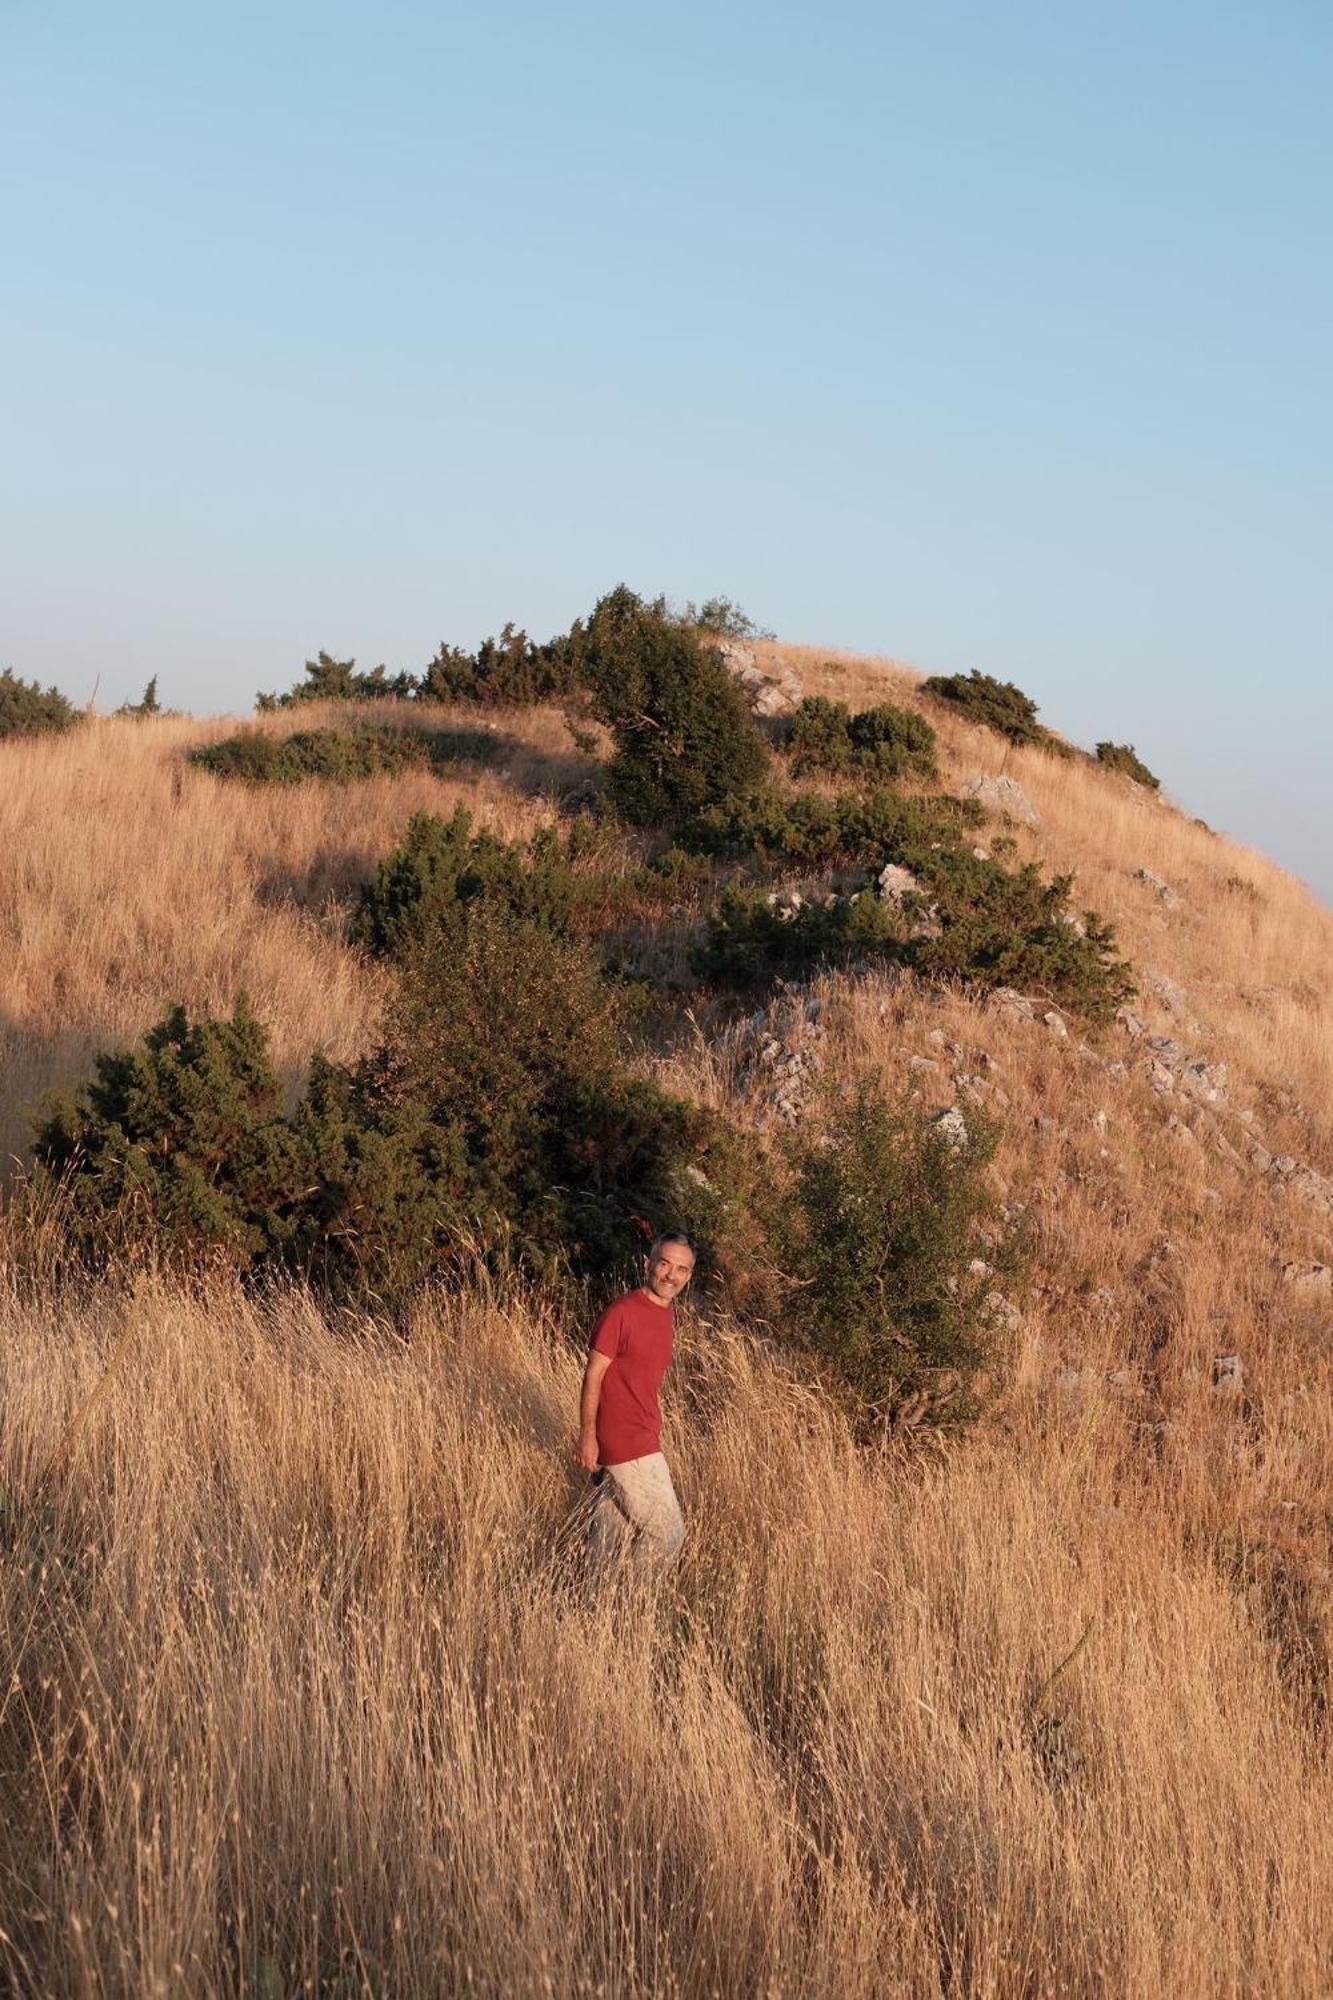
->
xmin=648 ymin=1232 xmax=696 ymax=1261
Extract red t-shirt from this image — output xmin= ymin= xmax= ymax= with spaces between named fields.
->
xmin=590 ymin=1288 xmax=675 ymax=1466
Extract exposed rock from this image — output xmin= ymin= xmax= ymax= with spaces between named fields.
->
xmin=876 ymin=863 xmax=924 ymax=905
xmin=1144 ymin=968 xmax=1194 ymax=1021
xmin=1116 ymin=1007 xmax=1148 ymax=1038
xmin=963 ymin=773 xmax=1042 ymax=828
xmin=1281 ymin=1261 xmax=1332 ymax=1297
xmin=1136 ymin=868 xmax=1182 ymax=909
xmin=718 ymin=641 xmax=804 ymax=718
xmin=932 ymin=1106 xmax=970 ymax=1154
xmin=984 ymin=1293 xmax=1024 ymax=1335
xmin=765 ymin=887 xmax=805 ymax=923
xmin=991 ymin=987 xmax=1036 ymax=1020
xmin=1042 ymin=1010 xmax=1069 ymax=1039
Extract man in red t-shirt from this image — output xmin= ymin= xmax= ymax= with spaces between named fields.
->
xmin=575 ymin=1234 xmax=695 ymax=1572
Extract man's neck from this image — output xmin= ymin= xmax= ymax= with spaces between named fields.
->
xmin=638 ymin=1285 xmax=673 ymax=1308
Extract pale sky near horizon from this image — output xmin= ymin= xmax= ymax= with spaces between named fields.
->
xmin=4 ymin=3 xmax=1330 ymax=898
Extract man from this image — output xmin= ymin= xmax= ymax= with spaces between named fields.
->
xmin=575 ymin=1234 xmax=695 ymax=1572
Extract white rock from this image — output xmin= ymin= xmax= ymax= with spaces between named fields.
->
xmin=963 ymin=773 xmax=1042 ymax=827
xmin=876 ymin=863 xmax=924 ymax=905
xmin=932 ymin=1106 xmax=970 ymax=1153
xmin=1042 ymin=1010 xmax=1069 ymax=1038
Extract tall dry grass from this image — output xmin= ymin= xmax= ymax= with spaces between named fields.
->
xmin=3 ymin=663 xmax=1333 ymax=1993
xmin=1 ymin=1277 xmax=1330 ymax=1998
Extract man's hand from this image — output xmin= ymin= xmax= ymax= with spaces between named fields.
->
xmin=576 ymin=1348 xmax=612 ymax=1473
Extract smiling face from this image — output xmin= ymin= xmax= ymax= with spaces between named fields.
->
xmin=643 ymin=1238 xmax=696 ymax=1305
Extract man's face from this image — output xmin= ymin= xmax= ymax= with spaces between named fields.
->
xmin=645 ymin=1242 xmax=695 ymax=1304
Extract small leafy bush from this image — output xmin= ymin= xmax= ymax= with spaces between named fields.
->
xmin=417 ymin=623 xmax=577 ymax=706
xmin=696 ymin=845 xmax=1133 ymax=1021
xmin=786 ymin=695 xmax=938 ymax=782
xmin=0 ymin=668 xmax=80 ymax=742
xmin=30 ymin=997 xmax=310 ymax=1271
xmin=116 ymin=677 xmax=173 ymax=719
xmin=910 ymin=852 xmax=1135 ymax=1021
xmin=777 ymin=1084 xmax=1014 ymax=1430
xmin=191 ymin=725 xmax=497 ymax=786
xmin=350 ymin=807 xmax=598 ymax=959
xmin=1096 ymin=741 xmax=1161 ymax=790
xmin=679 ymin=784 xmax=981 ymax=868
xmin=694 ymin=884 xmax=906 ymax=988
xmin=921 ymin=668 xmax=1067 ymax=754
xmin=682 ymin=596 xmax=768 ymax=640
xmin=256 ymin=652 xmax=416 ymax=710
xmin=572 ymin=585 xmax=769 ymax=829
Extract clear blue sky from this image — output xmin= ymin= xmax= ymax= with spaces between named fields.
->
xmin=4 ymin=3 xmax=1330 ymax=896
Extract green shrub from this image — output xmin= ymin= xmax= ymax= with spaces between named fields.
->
xmin=786 ymin=695 xmax=938 ymax=782
xmin=256 ymin=651 xmax=416 ymax=710
xmin=26 ymin=917 xmax=743 ymax=1298
xmin=30 ymin=997 xmax=310 ymax=1272
xmin=116 ymin=676 xmax=170 ymax=719
xmin=696 ymin=845 xmax=1134 ymax=1021
xmin=921 ymin=668 xmax=1068 ymax=754
xmin=0 ymin=667 xmax=80 ymax=742
xmin=1096 ymin=741 xmax=1161 ymax=789
xmin=572 ymin=585 xmax=769 ymax=829
xmin=679 ymin=783 xmax=982 ymax=868
xmin=777 ymin=1084 xmax=1014 ymax=1431
xmin=910 ymin=852 xmax=1135 ymax=1021
xmin=190 ymin=725 xmax=497 ymax=786
xmin=694 ymin=883 xmax=906 ymax=988
xmin=682 ymin=596 xmax=768 ymax=640
xmin=350 ymin=807 xmax=600 ymax=959
xmin=417 ymin=623 xmax=577 ymax=706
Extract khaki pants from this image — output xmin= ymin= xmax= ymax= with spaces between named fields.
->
xmin=587 ymin=1452 xmax=685 ymax=1574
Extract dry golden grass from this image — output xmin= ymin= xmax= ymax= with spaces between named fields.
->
xmin=1 ymin=1277 xmax=1330 ymax=1998
xmin=3 ymin=664 xmax=1333 ymax=1993
xmin=0 ymin=705 xmax=594 ymax=1164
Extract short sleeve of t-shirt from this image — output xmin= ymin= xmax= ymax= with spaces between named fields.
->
xmin=590 ymin=1303 xmax=628 ymax=1360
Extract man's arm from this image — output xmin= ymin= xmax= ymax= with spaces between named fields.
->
xmin=575 ymin=1349 xmax=613 ymax=1471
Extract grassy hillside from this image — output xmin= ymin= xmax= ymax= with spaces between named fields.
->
xmin=1 ymin=643 xmax=1331 ymax=1995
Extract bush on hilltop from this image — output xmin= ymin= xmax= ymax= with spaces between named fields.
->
xmin=256 ymin=652 xmax=416 ymax=710
xmin=571 ymin=585 xmax=769 ymax=829
xmin=1096 ymin=741 xmax=1161 ymax=790
xmin=785 ymin=695 xmax=938 ymax=783
xmin=0 ymin=667 xmax=80 ymax=742
xmin=921 ymin=667 xmax=1069 ymax=754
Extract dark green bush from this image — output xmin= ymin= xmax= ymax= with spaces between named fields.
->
xmin=683 ymin=596 xmax=769 ymax=640
xmin=417 ymin=623 xmax=577 ymax=706
xmin=679 ymin=784 xmax=982 ymax=868
xmin=910 ymin=852 xmax=1135 ymax=1021
xmin=28 ymin=917 xmax=738 ymax=1298
xmin=572 ymin=585 xmax=769 ymax=829
xmin=777 ymin=1084 xmax=1014 ymax=1430
xmin=30 ymin=997 xmax=310 ymax=1271
xmin=921 ymin=668 xmax=1068 ymax=754
xmin=786 ymin=695 xmax=938 ymax=782
xmin=116 ymin=677 xmax=172 ymax=719
xmin=696 ymin=845 xmax=1133 ymax=1021
xmin=694 ymin=883 xmax=907 ymax=988
xmin=190 ymin=725 xmax=497 ymax=786
xmin=256 ymin=652 xmax=416 ymax=710
xmin=1096 ymin=741 xmax=1161 ymax=790
xmin=350 ymin=807 xmax=599 ymax=959
xmin=0 ymin=668 xmax=80 ymax=742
